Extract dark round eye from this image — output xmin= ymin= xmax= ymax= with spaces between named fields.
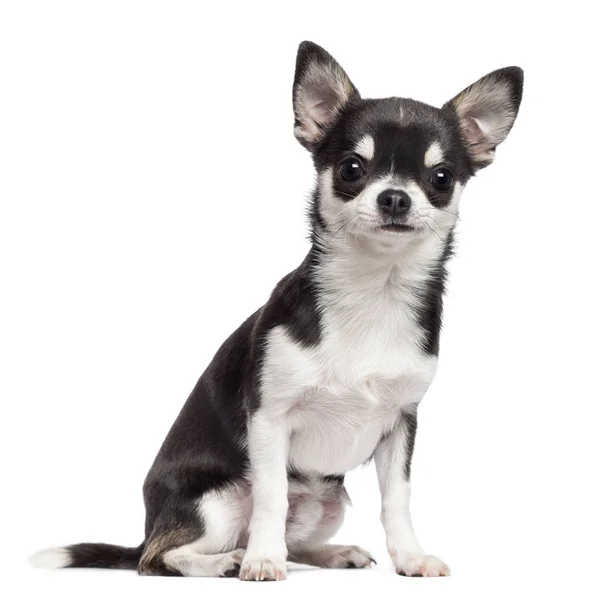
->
xmin=339 ymin=158 xmax=363 ymax=182
xmin=431 ymin=168 xmax=454 ymax=191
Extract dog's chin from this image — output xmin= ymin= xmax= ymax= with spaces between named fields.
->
xmin=329 ymin=217 xmax=429 ymax=252
xmin=343 ymin=218 xmax=425 ymax=253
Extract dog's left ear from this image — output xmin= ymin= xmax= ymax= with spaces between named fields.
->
xmin=293 ymin=41 xmax=360 ymax=151
xmin=444 ymin=67 xmax=523 ymax=169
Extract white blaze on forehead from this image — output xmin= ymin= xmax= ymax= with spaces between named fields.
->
xmin=424 ymin=142 xmax=444 ymax=168
xmin=354 ymin=135 xmax=375 ymax=161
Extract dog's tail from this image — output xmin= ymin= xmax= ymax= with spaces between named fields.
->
xmin=29 ymin=542 xmax=144 ymax=570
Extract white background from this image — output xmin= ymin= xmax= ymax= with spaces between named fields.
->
xmin=1 ymin=1 xmax=599 ymax=595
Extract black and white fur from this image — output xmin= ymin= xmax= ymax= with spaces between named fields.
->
xmin=30 ymin=42 xmax=523 ymax=580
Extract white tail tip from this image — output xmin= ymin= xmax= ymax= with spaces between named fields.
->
xmin=29 ymin=547 xmax=71 ymax=569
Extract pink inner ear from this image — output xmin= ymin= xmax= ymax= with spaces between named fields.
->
xmin=305 ymin=88 xmax=339 ymax=127
xmin=463 ymin=116 xmax=486 ymax=146
xmin=307 ymin=99 xmax=335 ymax=126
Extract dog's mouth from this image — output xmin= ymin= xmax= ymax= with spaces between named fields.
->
xmin=377 ymin=223 xmax=414 ymax=233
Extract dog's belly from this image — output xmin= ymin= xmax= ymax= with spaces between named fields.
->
xmin=287 ymin=386 xmax=401 ymax=475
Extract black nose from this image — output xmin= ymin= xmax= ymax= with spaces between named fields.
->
xmin=376 ymin=190 xmax=412 ymax=217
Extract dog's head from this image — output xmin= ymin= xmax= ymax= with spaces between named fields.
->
xmin=294 ymin=42 xmax=523 ymax=251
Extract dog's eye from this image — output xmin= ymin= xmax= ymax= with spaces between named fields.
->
xmin=339 ymin=158 xmax=363 ymax=182
xmin=431 ymin=168 xmax=454 ymax=191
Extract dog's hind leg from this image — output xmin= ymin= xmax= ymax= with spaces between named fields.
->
xmin=289 ymin=544 xmax=375 ymax=569
xmin=141 ymin=527 xmax=245 ymax=578
xmin=286 ymin=477 xmax=375 ymax=570
xmin=163 ymin=546 xmax=246 ymax=577
xmin=138 ymin=485 xmax=250 ymax=577
xmin=137 ymin=502 xmax=202 ymax=576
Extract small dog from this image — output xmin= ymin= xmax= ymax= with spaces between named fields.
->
xmin=31 ymin=41 xmax=523 ymax=580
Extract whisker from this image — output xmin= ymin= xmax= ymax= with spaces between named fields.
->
xmin=325 ymin=211 xmax=365 ymax=247
xmin=423 ymin=220 xmax=443 ymax=243
xmin=334 ymin=189 xmax=360 ymax=200
xmin=421 ymin=213 xmax=446 ymax=240
xmin=421 ymin=201 xmax=460 ymax=217
xmin=321 ymin=202 xmax=357 ymax=238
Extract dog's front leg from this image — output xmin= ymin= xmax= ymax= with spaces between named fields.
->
xmin=374 ymin=407 xmax=450 ymax=577
xmin=240 ymin=410 xmax=289 ymax=581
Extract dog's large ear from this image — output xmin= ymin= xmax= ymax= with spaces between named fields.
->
xmin=444 ymin=67 xmax=523 ymax=169
xmin=293 ymin=41 xmax=360 ymax=150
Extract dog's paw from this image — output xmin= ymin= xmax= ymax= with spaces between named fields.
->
xmin=321 ymin=545 xmax=376 ymax=569
xmin=218 ymin=549 xmax=245 ymax=578
xmin=395 ymin=554 xmax=450 ymax=577
xmin=239 ymin=554 xmax=287 ymax=581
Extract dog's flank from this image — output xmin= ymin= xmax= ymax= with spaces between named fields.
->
xmin=30 ymin=41 xmax=523 ymax=579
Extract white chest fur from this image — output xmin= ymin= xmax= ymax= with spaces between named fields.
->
xmin=259 ymin=239 xmax=441 ymax=476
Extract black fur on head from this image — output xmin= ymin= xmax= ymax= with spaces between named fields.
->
xmin=292 ymin=41 xmax=523 ymax=247
xmin=293 ymin=41 xmax=523 ymax=171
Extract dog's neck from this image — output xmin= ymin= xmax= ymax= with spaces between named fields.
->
xmin=311 ymin=226 xmax=450 ymax=298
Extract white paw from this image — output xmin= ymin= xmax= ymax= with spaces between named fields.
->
xmin=216 ymin=549 xmax=245 ymax=578
xmin=239 ymin=554 xmax=287 ymax=581
xmin=323 ymin=545 xmax=376 ymax=569
xmin=395 ymin=553 xmax=450 ymax=577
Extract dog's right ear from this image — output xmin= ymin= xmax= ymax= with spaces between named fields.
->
xmin=293 ymin=41 xmax=360 ymax=151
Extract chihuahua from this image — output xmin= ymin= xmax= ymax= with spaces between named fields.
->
xmin=31 ymin=41 xmax=523 ymax=580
